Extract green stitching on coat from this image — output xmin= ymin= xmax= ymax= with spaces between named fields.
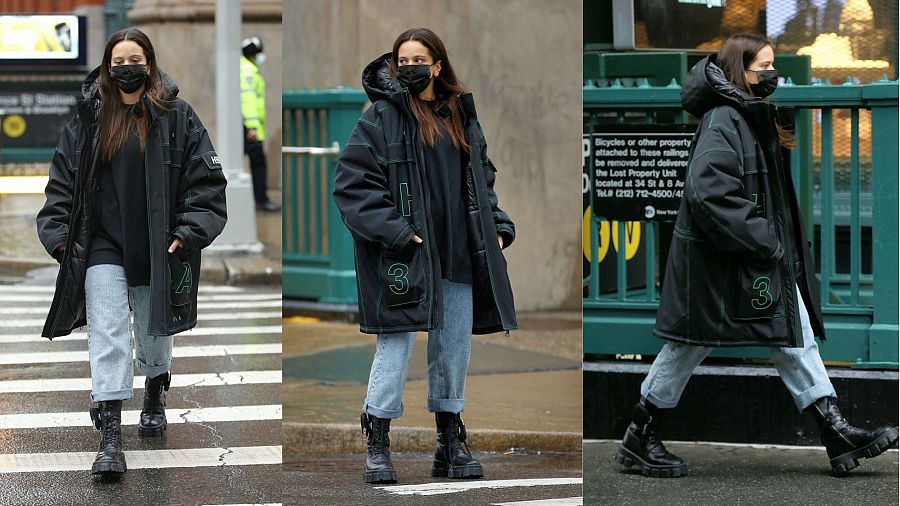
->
xmin=358 ymin=117 xmax=383 ymax=132
xmin=687 ymin=149 xmax=761 ymax=256
xmin=175 ymin=261 xmax=192 ymax=294
xmin=673 ymin=226 xmax=708 ymax=243
xmin=707 ymin=108 xmax=738 ymax=135
xmin=751 ymin=276 xmax=774 ymax=310
xmin=399 ymin=182 xmax=412 ymax=217
xmin=387 ymin=263 xmax=409 ymax=295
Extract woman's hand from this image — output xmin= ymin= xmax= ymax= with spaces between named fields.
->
xmin=412 ymin=235 xmax=423 ymax=244
xmin=168 ymin=237 xmax=183 ymax=253
xmin=498 ymin=235 xmax=504 ymax=248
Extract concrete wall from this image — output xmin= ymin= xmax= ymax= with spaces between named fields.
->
xmin=284 ymin=0 xmax=583 ymax=311
xmin=128 ymin=0 xmax=283 ymax=193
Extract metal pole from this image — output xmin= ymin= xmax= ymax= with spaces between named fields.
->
xmin=210 ymin=0 xmax=262 ymax=252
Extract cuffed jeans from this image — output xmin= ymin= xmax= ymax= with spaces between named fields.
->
xmin=85 ymin=264 xmax=174 ymax=402
xmin=641 ymin=284 xmax=837 ymax=412
xmin=363 ymin=279 xmax=473 ymax=419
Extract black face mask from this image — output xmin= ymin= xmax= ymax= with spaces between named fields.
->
xmin=396 ymin=64 xmax=433 ymax=95
xmin=749 ymin=69 xmax=778 ymax=98
xmin=110 ymin=64 xmax=148 ymax=94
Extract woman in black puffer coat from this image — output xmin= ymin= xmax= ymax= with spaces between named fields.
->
xmin=334 ymin=27 xmax=516 ymax=485
xmin=615 ymin=33 xmax=897 ymax=479
xmin=36 ymin=28 xmax=227 ymax=477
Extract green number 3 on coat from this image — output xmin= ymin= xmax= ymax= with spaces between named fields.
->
xmin=751 ymin=276 xmax=773 ymax=310
xmin=387 ymin=263 xmax=410 ymax=295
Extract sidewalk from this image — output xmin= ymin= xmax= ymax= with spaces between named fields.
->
xmin=282 ymin=312 xmax=583 ymax=455
xmin=0 ymin=192 xmax=281 ymax=285
xmin=585 ymin=440 xmax=898 ymax=505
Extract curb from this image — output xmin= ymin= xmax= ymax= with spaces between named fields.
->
xmin=0 ymin=256 xmax=56 ymax=277
xmin=283 ymin=422 xmax=582 ymax=455
xmin=199 ymin=255 xmax=282 ymax=286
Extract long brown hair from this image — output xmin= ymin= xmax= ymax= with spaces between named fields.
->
xmin=390 ymin=28 xmax=469 ymax=152
xmin=717 ymin=33 xmax=795 ymax=149
xmin=97 ymin=28 xmax=171 ymax=162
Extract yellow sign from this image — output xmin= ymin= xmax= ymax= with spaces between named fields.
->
xmin=2 ymin=114 xmax=26 ymax=138
xmin=582 ymin=206 xmax=642 ymax=263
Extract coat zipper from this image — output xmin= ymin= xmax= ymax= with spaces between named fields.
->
xmin=144 ymin=100 xmax=161 ymax=332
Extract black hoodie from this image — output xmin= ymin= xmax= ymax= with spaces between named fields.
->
xmin=334 ymin=53 xmax=517 ymax=335
xmin=653 ymin=55 xmax=824 ymax=348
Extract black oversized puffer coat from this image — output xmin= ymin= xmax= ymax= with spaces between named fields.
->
xmin=653 ymin=54 xmax=825 ymax=348
xmin=36 ymin=67 xmax=227 ymax=339
xmin=333 ymin=53 xmax=517 ymax=335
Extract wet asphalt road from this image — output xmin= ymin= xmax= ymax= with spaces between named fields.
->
xmin=284 ymin=450 xmax=583 ymax=505
xmin=584 ymin=440 xmax=899 ymax=506
xmin=0 ymin=274 xmax=283 ymax=505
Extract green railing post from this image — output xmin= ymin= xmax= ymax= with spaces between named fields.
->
xmin=282 ymin=87 xmax=368 ymax=305
xmin=863 ymin=78 xmax=899 ymax=367
xmin=322 ymin=87 xmax=368 ymax=304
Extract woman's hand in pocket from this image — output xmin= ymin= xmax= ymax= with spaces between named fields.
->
xmin=411 ymin=235 xmax=423 ymax=244
xmin=168 ymin=237 xmax=183 ymax=253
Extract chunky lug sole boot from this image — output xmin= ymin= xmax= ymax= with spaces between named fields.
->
xmin=361 ymin=413 xmax=398 ymax=484
xmin=90 ymin=400 xmax=127 ymax=475
xmin=432 ymin=412 xmax=484 ymax=479
xmin=806 ymin=397 xmax=899 ymax=477
xmin=615 ymin=397 xmax=688 ymax=478
xmin=139 ymin=371 xmax=171 ymax=437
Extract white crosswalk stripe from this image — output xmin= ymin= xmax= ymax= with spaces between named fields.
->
xmin=376 ymin=478 xmax=584 ymax=496
xmin=0 ymin=293 xmax=281 ymax=303
xmin=0 ymin=343 xmax=281 ymax=365
xmin=0 ymin=325 xmax=282 ymax=343
xmin=0 ymin=285 xmax=244 ymax=293
xmin=0 ymin=311 xmax=281 ymax=328
xmin=0 ymin=370 xmax=282 ymax=393
xmin=0 ymin=299 xmax=283 ymax=314
xmin=0 ymin=404 xmax=282 ymax=429
xmin=0 ymin=445 xmax=282 ymax=473
xmin=0 ymin=282 xmax=282 ymax=502
xmin=492 ymin=498 xmax=584 ymax=506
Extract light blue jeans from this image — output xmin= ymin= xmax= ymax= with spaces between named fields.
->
xmin=85 ymin=264 xmax=174 ymax=402
xmin=363 ymin=279 xmax=473 ymax=419
xmin=642 ymin=284 xmax=837 ymax=412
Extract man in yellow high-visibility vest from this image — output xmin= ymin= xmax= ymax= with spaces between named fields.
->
xmin=241 ymin=37 xmax=280 ymax=212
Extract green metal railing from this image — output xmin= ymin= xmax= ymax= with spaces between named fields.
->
xmin=282 ymin=87 xmax=368 ymax=303
xmin=583 ymin=77 xmax=899 ymax=369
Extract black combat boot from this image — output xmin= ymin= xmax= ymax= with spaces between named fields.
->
xmin=139 ymin=371 xmax=171 ymax=437
xmin=615 ymin=396 xmax=687 ymax=478
xmin=806 ymin=396 xmax=899 ymax=477
xmin=432 ymin=412 xmax=484 ymax=479
xmin=89 ymin=400 xmax=127 ymax=475
xmin=361 ymin=413 xmax=398 ymax=484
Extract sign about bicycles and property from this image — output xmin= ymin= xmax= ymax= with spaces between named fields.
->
xmin=586 ymin=125 xmax=695 ymax=222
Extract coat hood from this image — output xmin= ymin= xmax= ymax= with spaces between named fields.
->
xmin=81 ymin=65 xmax=180 ymax=101
xmin=680 ymin=54 xmax=770 ymax=120
xmin=362 ymin=52 xmax=402 ymax=104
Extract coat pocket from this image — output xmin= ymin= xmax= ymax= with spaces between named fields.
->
xmin=730 ymin=260 xmax=783 ymax=320
xmin=381 ymin=240 xmax=426 ymax=308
